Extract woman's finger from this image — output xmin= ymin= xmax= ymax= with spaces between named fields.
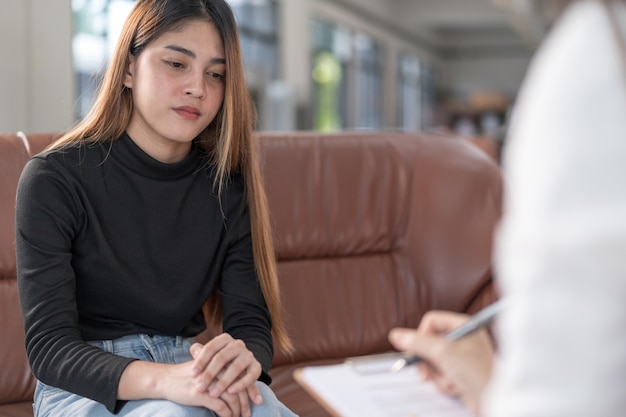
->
xmin=227 ymin=374 xmax=263 ymax=404
xmin=238 ymin=389 xmax=253 ymax=417
xmin=190 ymin=334 xmax=233 ymax=377
xmin=216 ymin=349 xmax=261 ymax=394
xmin=223 ymin=394 xmax=241 ymax=417
xmin=203 ymin=340 xmax=247 ymax=395
xmin=246 ymin=382 xmax=263 ymax=405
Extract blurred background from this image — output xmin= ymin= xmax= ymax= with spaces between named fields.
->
xmin=0 ymin=0 xmax=561 ymax=142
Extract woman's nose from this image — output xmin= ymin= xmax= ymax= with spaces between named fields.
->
xmin=185 ymin=72 xmax=206 ymax=99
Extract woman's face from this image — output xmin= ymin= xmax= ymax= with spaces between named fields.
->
xmin=123 ymin=19 xmax=226 ymax=163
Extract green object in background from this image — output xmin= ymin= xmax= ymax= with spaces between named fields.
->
xmin=312 ymin=52 xmax=342 ymax=132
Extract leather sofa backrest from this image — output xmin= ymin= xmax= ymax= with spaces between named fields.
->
xmin=260 ymin=132 xmax=502 ymax=366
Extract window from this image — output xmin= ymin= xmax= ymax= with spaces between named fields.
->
xmin=398 ymin=54 xmax=421 ymax=131
xmin=397 ymin=53 xmax=436 ymax=132
xmin=353 ymin=32 xmax=382 ymax=130
xmin=312 ymin=19 xmax=383 ymax=131
xmin=72 ymin=0 xmax=134 ymax=119
xmin=229 ymin=0 xmax=284 ymax=130
xmin=230 ymin=0 xmax=280 ymax=85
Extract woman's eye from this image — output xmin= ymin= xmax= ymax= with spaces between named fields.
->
xmin=207 ymin=72 xmax=225 ymax=81
xmin=166 ymin=61 xmax=184 ymax=69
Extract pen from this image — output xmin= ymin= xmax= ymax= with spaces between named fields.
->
xmin=389 ymin=298 xmax=506 ymax=372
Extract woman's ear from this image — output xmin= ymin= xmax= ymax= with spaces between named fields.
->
xmin=123 ymin=55 xmax=136 ymax=89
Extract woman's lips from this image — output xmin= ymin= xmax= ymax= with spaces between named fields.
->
xmin=174 ymin=106 xmax=201 ymax=120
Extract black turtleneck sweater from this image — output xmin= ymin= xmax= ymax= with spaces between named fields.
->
xmin=15 ymin=133 xmax=273 ymax=413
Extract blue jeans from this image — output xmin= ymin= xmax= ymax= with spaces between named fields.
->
xmin=33 ymin=334 xmax=298 ymax=417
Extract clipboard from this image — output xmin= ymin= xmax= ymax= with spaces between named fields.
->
xmin=293 ymin=352 xmax=475 ymax=417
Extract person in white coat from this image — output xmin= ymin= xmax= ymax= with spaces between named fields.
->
xmin=389 ymin=1 xmax=626 ymax=416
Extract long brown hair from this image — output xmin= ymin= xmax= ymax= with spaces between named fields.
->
xmin=50 ymin=0 xmax=292 ymax=353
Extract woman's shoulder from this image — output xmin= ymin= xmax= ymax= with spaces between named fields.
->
xmin=31 ymin=140 xmax=111 ymax=168
xmin=20 ymin=141 xmax=111 ymax=190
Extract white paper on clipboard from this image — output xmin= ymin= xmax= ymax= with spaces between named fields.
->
xmin=293 ymin=353 xmax=475 ymax=417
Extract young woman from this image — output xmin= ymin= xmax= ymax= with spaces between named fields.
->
xmin=16 ymin=1 xmax=295 ymax=416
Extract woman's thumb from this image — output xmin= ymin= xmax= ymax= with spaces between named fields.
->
xmin=189 ymin=342 xmax=203 ymax=358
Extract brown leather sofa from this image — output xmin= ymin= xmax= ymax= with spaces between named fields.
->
xmin=0 ymin=130 xmax=502 ymax=417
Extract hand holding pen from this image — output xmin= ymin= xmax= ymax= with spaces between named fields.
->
xmin=390 ymin=299 xmax=505 ymax=372
xmin=388 ymin=300 xmax=503 ymax=415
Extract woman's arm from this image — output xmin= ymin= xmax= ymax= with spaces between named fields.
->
xmin=118 ymin=358 xmax=247 ymax=417
xmin=182 ymin=175 xmax=271 ymax=412
xmin=16 ymin=155 xmax=134 ymax=413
